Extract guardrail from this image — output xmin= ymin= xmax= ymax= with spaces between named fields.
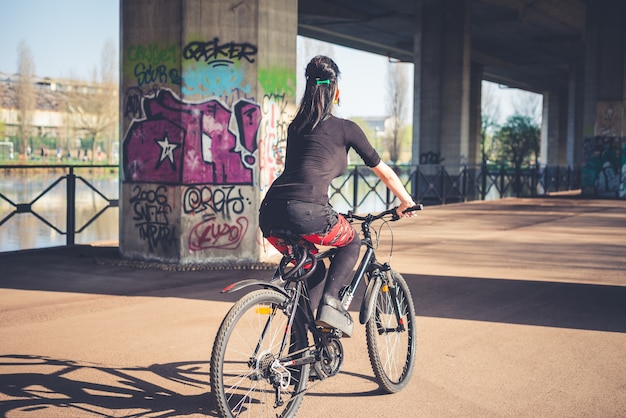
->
xmin=0 ymin=163 xmax=580 ymax=251
xmin=330 ymin=163 xmax=581 ymax=212
xmin=0 ymin=164 xmax=119 ymax=247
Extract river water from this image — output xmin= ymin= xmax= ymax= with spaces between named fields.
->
xmin=0 ymin=168 xmax=119 ymax=252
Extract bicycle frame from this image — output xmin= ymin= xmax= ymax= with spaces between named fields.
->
xmin=211 ymin=205 xmax=422 ymax=416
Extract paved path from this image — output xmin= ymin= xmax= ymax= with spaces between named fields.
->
xmin=1 ymin=196 xmax=625 ymax=417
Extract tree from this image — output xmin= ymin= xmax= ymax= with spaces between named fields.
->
xmin=511 ymin=89 xmax=542 ymax=125
xmin=493 ymin=114 xmax=540 ymax=169
xmin=480 ymin=81 xmax=502 ymax=164
xmin=66 ymin=39 xmax=118 ymax=162
xmin=15 ymin=40 xmax=36 ymax=157
xmin=384 ymin=62 xmax=409 ymax=164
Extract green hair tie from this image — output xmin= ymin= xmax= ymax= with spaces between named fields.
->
xmin=315 ymin=79 xmax=330 ymax=85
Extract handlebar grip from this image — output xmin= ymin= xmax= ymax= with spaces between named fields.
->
xmin=402 ymin=204 xmax=424 ymax=213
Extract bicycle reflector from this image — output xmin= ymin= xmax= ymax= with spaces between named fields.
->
xmin=255 ymin=306 xmax=274 ymax=315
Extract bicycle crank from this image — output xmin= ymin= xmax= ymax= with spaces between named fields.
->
xmin=315 ymin=337 xmax=344 ymax=378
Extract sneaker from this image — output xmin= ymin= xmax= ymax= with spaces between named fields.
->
xmin=315 ymin=294 xmax=353 ymax=338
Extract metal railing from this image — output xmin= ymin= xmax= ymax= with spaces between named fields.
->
xmin=0 ymin=163 xmax=580 ymax=251
xmin=330 ymin=163 xmax=581 ymax=212
xmin=0 ymin=164 xmax=119 ymax=247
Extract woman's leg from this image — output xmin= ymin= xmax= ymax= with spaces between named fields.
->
xmin=302 ymin=214 xmax=359 ymax=337
xmin=302 ymin=213 xmax=359 ymax=301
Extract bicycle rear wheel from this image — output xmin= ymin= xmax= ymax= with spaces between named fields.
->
xmin=210 ymin=289 xmax=310 ymax=417
xmin=365 ymin=270 xmax=416 ymax=393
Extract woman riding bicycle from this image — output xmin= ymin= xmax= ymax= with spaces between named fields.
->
xmin=259 ymin=55 xmax=416 ymax=338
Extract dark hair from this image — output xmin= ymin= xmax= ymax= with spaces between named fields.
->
xmin=290 ymin=55 xmax=340 ymax=134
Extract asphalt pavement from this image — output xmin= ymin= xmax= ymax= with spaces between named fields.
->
xmin=1 ymin=194 xmax=625 ymax=417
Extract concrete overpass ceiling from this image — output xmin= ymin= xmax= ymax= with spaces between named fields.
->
xmin=298 ymin=0 xmax=587 ymax=93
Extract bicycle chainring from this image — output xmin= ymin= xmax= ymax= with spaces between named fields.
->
xmin=318 ymin=338 xmax=344 ymax=378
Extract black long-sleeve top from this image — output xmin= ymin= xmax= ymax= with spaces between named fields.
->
xmin=263 ymin=115 xmax=381 ymax=205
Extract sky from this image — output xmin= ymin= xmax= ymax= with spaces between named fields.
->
xmin=0 ymin=0 xmax=396 ymax=119
xmin=0 ymin=0 xmax=524 ymax=122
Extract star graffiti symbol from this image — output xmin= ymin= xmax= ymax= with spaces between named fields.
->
xmin=155 ymin=133 xmax=180 ymax=169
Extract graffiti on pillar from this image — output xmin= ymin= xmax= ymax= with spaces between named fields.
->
xmin=125 ymin=43 xmax=182 ymax=87
xmin=258 ymin=93 xmax=290 ymax=191
xmin=595 ymin=101 xmax=623 ymax=137
xmin=182 ymin=185 xmax=249 ymax=218
xmin=124 ymin=85 xmax=161 ymax=121
xmin=123 ymin=89 xmax=261 ymax=185
xmin=120 ymin=38 xmax=297 ymax=254
xmin=420 ymin=151 xmax=445 ymax=165
xmin=129 ymin=184 xmax=177 ymax=251
xmin=254 ymin=67 xmax=296 ymax=190
xmin=182 ymin=184 xmax=252 ymax=251
xmin=259 ymin=66 xmax=296 ymax=98
xmin=181 ymin=38 xmax=258 ymax=102
xmin=621 ymin=143 xmax=626 ymax=198
xmin=581 ymin=136 xmax=623 ymax=197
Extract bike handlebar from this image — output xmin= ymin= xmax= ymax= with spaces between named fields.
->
xmin=342 ymin=204 xmax=423 ymax=223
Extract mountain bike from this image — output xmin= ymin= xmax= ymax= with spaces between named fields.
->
xmin=210 ymin=204 xmax=422 ymax=417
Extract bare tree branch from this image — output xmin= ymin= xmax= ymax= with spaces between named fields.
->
xmin=15 ymin=40 xmax=36 ymax=156
xmin=385 ymin=62 xmax=409 ymax=164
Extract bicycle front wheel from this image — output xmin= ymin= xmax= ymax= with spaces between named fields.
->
xmin=365 ymin=270 xmax=417 ymax=393
xmin=210 ymin=289 xmax=310 ymax=417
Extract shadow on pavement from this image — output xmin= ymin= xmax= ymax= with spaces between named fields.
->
xmin=0 ymin=354 xmax=216 ymax=417
xmin=403 ymin=273 xmax=626 ymax=333
xmin=2 ymin=246 xmax=625 ymax=333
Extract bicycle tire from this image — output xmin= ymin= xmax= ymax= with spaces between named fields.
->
xmin=210 ymin=289 xmax=310 ymax=417
xmin=365 ymin=270 xmax=417 ymax=393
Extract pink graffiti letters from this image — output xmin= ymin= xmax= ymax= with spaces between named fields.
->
xmin=188 ymin=215 xmax=249 ymax=251
xmin=123 ymin=89 xmax=261 ymax=185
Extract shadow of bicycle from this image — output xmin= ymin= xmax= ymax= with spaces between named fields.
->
xmin=0 ymin=354 xmax=217 ymax=417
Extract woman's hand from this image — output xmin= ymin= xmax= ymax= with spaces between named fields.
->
xmin=396 ymin=200 xmax=418 ymax=218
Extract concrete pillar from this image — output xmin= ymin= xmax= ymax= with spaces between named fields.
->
xmin=566 ymin=63 xmax=584 ymax=167
xmin=581 ymin=0 xmax=626 ymax=197
xmin=119 ymin=0 xmax=297 ymax=264
xmin=412 ymin=0 xmax=471 ymax=169
xmin=541 ymin=90 xmax=568 ymax=166
xmin=469 ymin=62 xmax=483 ymax=165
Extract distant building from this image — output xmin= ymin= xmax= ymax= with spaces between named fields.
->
xmin=0 ymin=72 xmax=118 ymax=162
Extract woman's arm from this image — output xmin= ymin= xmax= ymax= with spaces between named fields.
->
xmin=371 ymin=161 xmax=417 ymax=217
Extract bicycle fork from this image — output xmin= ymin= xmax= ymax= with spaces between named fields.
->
xmin=380 ymin=274 xmax=407 ymax=333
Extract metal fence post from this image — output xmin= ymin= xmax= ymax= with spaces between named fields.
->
xmin=481 ymin=160 xmax=487 ymax=200
xmin=352 ymin=166 xmax=358 ymax=212
xmin=66 ymin=167 xmax=76 ymax=245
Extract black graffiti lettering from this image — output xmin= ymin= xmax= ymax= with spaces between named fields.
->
xmin=124 ymin=93 xmax=142 ymax=120
xmin=137 ymin=222 xmax=176 ymax=252
xmin=168 ymin=68 xmax=182 ymax=85
xmin=420 ymin=151 xmax=445 ymax=165
xmin=183 ymin=38 xmax=258 ymax=65
xmin=183 ymin=185 xmax=246 ymax=218
xmin=129 ymin=185 xmax=176 ymax=250
xmin=129 ymin=185 xmax=168 ymax=205
xmin=134 ymin=63 xmax=169 ymax=86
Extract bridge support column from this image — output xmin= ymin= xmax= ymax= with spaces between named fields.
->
xmin=469 ymin=62 xmax=483 ymax=165
xmin=412 ymin=0 xmax=472 ymax=170
xmin=119 ymin=0 xmax=297 ymax=264
xmin=581 ymin=0 xmax=626 ymax=197
xmin=541 ymin=90 xmax=567 ymax=166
